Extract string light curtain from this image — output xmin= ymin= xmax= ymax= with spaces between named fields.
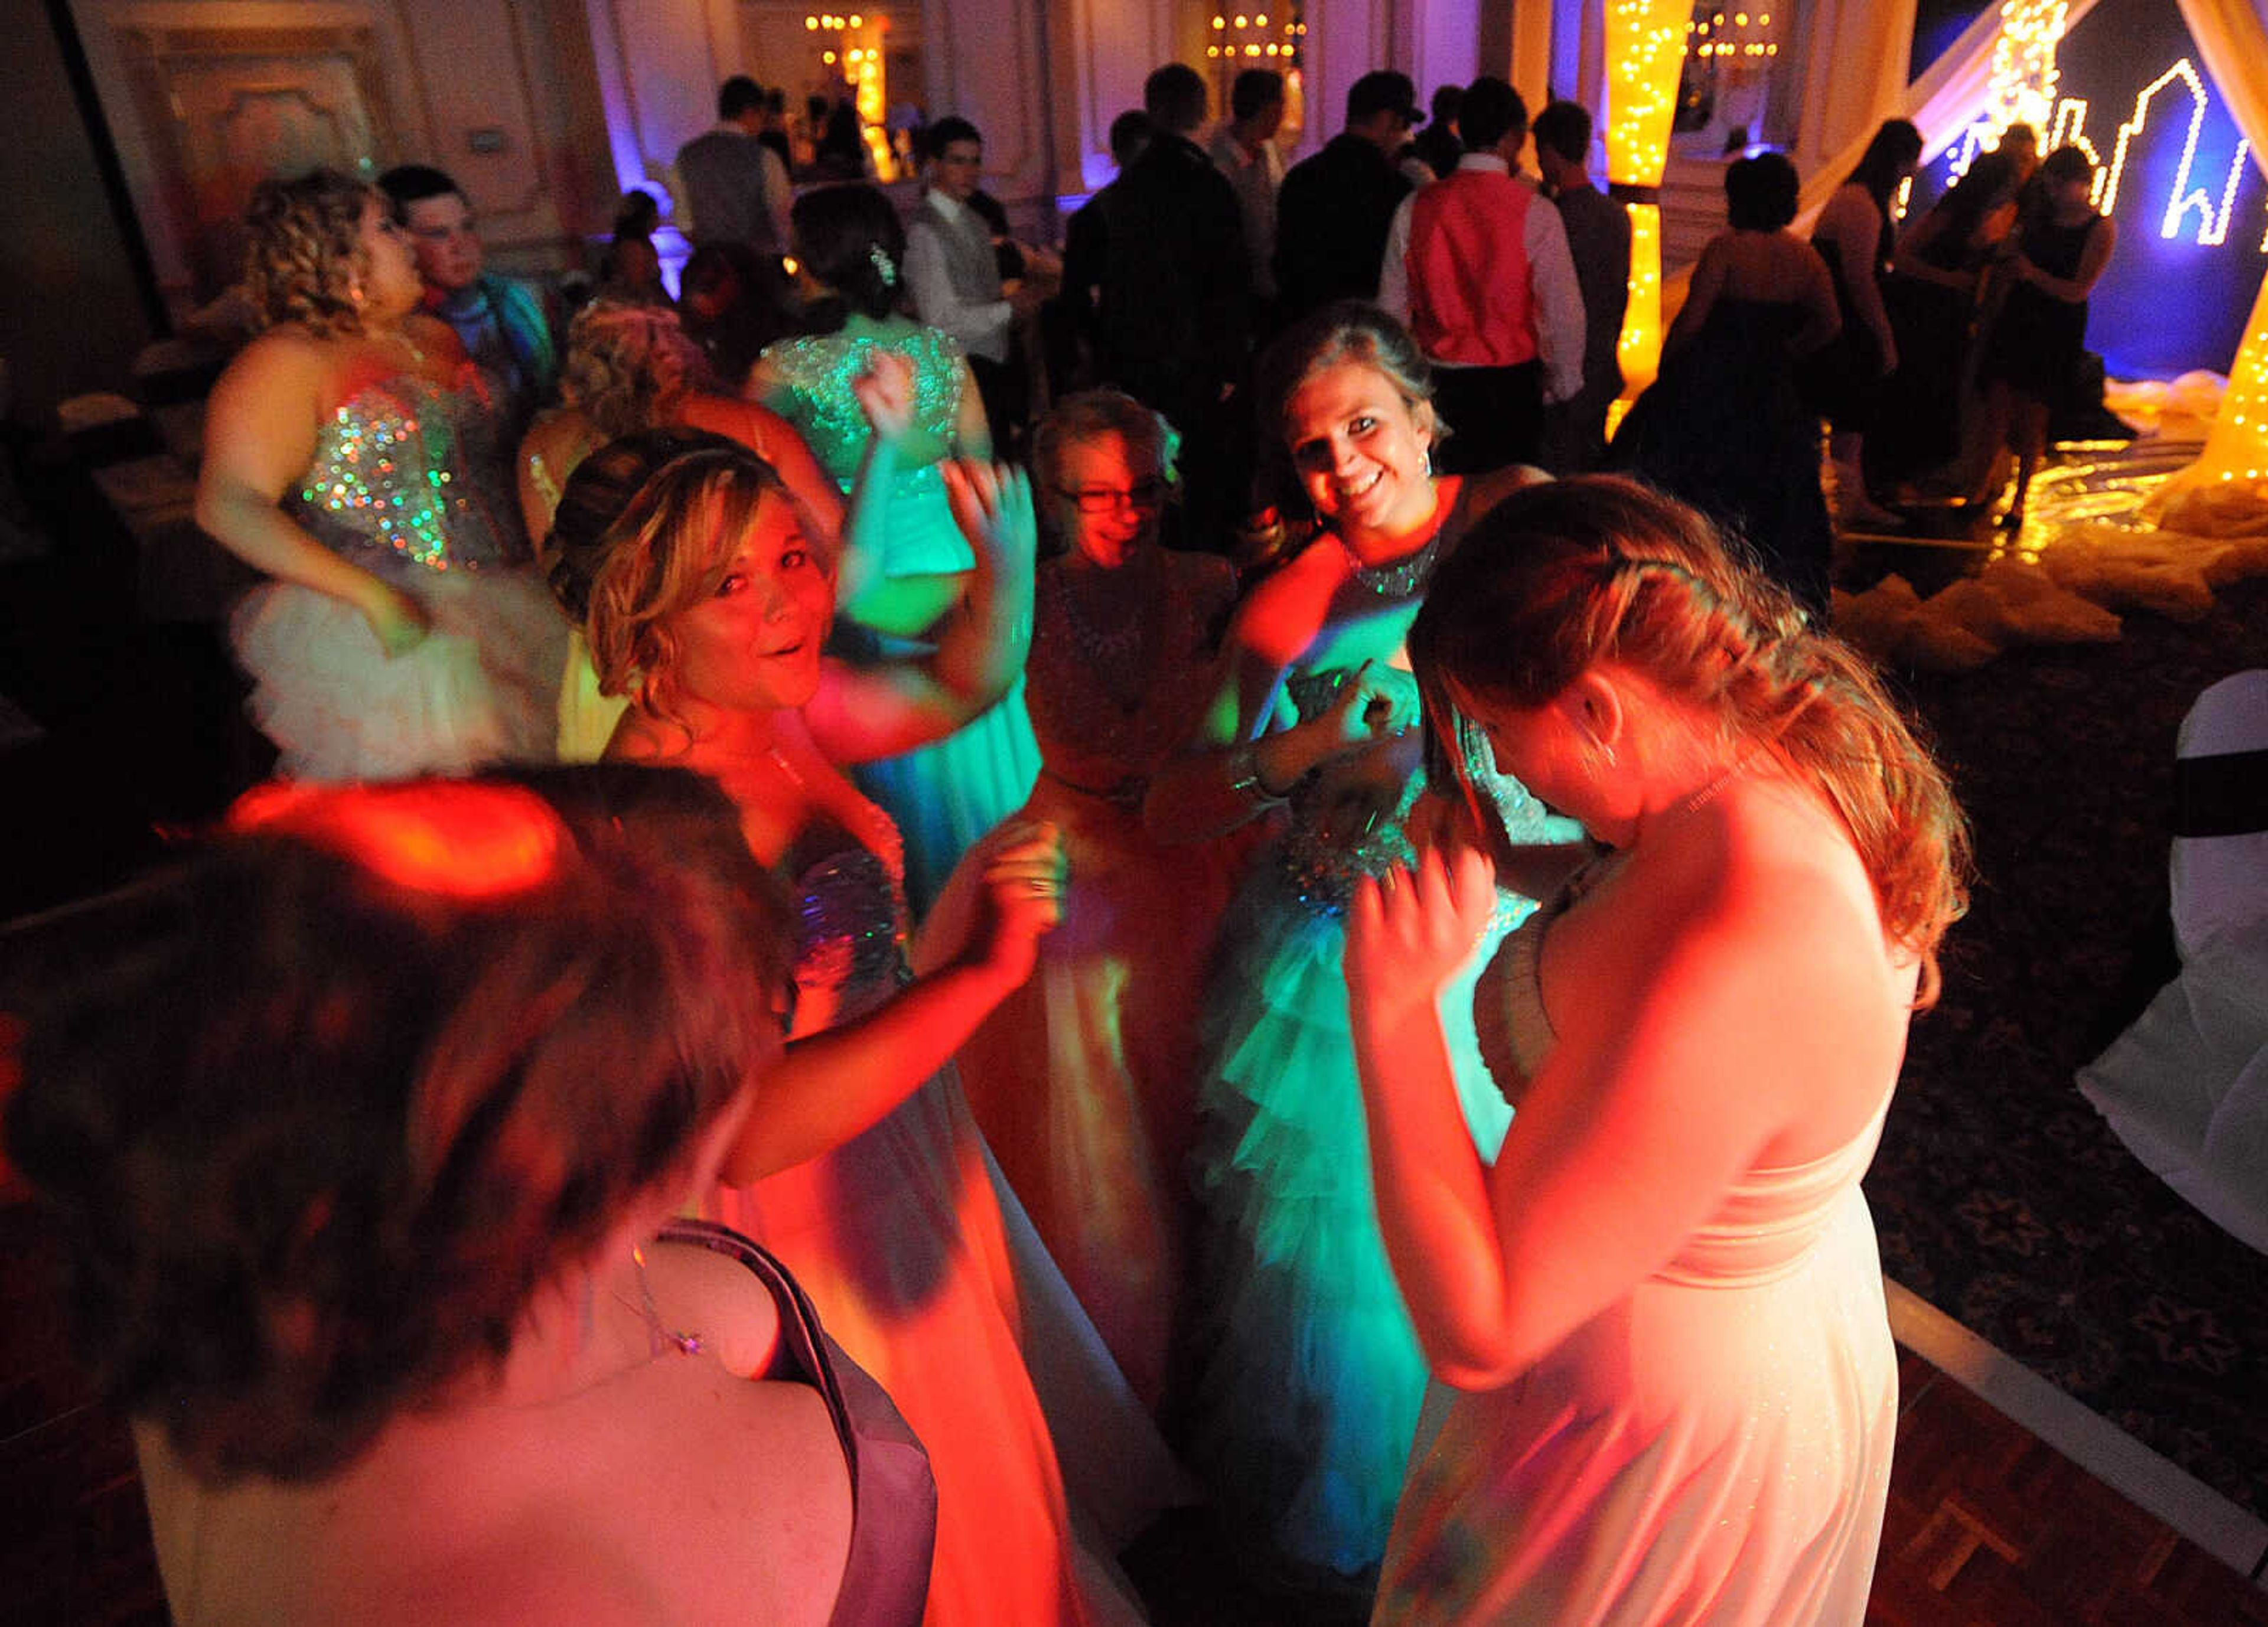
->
xmin=1606 ymin=0 xmax=1692 ymax=392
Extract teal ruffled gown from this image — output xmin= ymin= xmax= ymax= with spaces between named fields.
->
xmin=1185 ymin=666 xmax=1565 ymax=1578
xmin=761 ymin=324 xmax=1040 ymax=911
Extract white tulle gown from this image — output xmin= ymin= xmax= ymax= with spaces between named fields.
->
xmin=233 ymin=370 xmax=564 ymax=781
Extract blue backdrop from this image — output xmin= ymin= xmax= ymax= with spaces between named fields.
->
xmin=1909 ymin=0 xmax=2264 ymax=379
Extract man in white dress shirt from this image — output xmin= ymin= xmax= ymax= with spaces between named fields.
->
xmin=1377 ymin=77 xmax=1585 ymax=474
xmin=1208 ymin=69 xmax=1286 ymax=317
xmin=902 ymin=115 xmax=1041 ymax=446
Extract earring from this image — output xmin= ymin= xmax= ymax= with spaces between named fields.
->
xmin=349 ymin=279 xmax=366 ymax=308
xmin=1422 ymin=447 xmax=1434 ymax=479
xmin=1591 ymin=738 xmax=1617 ymax=771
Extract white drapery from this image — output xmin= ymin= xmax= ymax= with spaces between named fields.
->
xmin=2148 ymin=0 xmax=2268 ymax=532
xmin=1794 ymin=0 xmax=2101 ymax=221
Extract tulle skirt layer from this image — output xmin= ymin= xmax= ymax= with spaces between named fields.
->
xmin=232 ymin=568 xmax=567 ymax=782
xmin=1185 ymin=857 xmax=1521 ymax=1576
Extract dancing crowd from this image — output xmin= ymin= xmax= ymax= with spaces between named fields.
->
xmin=6 ymin=58 xmax=2079 ymax=1627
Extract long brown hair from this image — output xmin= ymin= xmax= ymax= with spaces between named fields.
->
xmin=1410 ymin=477 xmax=1969 ymax=1003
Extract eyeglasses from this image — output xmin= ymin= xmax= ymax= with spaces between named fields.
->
xmin=1055 ymin=479 xmax=1168 ymax=514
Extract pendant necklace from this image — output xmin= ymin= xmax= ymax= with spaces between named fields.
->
xmin=631 ymin=1244 xmax=705 ymax=1358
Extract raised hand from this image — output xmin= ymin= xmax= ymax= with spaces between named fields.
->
xmin=1347 ymin=841 xmax=1497 ymax=1020
xmin=850 ymin=348 xmax=917 ymax=446
xmin=943 ymin=460 xmax=1038 ymax=576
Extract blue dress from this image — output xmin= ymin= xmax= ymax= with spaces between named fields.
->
xmin=233 ymin=369 xmax=566 ymax=781
xmin=1186 ymin=661 xmax=1565 ymax=1578
xmin=761 ymin=324 xmax=1040 ymax=910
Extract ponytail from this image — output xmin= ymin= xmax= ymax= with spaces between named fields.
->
xmin=1411 ymin=477 xmax=1970 ymax=1003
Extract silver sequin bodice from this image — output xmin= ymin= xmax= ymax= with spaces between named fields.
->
xmin=289 ymin=374 xmax=527 ymax=576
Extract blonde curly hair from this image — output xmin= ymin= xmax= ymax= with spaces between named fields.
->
xmin=561 ymin=301 xmax=709 ymax=441
xmin=243 ymin=168 xmax=377 ymax=339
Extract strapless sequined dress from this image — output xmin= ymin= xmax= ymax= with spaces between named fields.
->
xmin=705 ymin=804 xmax=1145 ymax=1627
xmin=1374 ymin=855 xmax=1898 ymax=1625
xmin=1185 ymin=664 xmax=1560 ymax=1578
xmin=233 ymin=370 xmax=565 ymax=781
xmin=762 ymin=325 xmax=1039 ymax=910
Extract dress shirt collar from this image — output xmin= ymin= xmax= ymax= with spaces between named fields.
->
xmin=924 ymin=188 xmax=975 ymax=228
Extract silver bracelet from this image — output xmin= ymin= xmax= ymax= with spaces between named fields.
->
xmin=1226 ymin=743 xmax=1286 ymax=807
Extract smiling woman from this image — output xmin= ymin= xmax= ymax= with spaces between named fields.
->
xmin=1142 ymin=302 xmax=1582 ymax=1581
xmin=543 ymin=428 xmax=1165 ymax=1626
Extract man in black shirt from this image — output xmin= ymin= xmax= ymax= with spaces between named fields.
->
xmin=1273 ymin=71 xmax=1424 ymax=323
xmin=1097 ymin=64 xmax=1250 ymax=534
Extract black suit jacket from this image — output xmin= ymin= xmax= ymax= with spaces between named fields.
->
xmin=1096 ymin=133 xmax=1250 ymax=412
xmin=1273 ymin=134 xmax=1414 ymax=322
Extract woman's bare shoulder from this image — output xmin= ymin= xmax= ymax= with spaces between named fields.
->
xmin=520 ymin=405 xmax=592 ymax=459
xmin=219 ymin=326 xmax=331 ymax=382
xmin=645 ymin=1236 xmax=785 ymax=1381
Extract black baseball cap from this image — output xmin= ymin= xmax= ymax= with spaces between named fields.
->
xmin=1348 ymin=70 xmax=1425 ymax=128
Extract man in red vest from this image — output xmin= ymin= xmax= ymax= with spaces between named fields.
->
xmin=1377 ymin=77 xmax=1585 ymax=475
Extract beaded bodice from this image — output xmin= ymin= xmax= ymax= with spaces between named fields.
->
xmin=782 ymin=810 xmax=912 ymax=1032
xmin=762 ymin=326 xmax=966 ymax=484
xmin=1272 ymin=666 xmax=1563 ymax=915
xmin=1027 ymin=553 xmax=1233 ymax=802
xmin=290 ymin=373 xmax=526 ymax=575
xmin=1276 ymin=666 xmax=1428 ymax=907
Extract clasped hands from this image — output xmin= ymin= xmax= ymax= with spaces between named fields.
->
xmin=1319 ymin=658 xmax=1420 ymax=749
xmin=913 ymin=817 xmax=1067 ymax=991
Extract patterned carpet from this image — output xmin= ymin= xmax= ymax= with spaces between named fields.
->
xmin=1865 ymin=568 xmax=2268 ymax=1522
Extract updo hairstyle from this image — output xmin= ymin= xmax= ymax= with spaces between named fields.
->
xmin=1029 ymin=388 xmax=1181 ymax=556
xmin=560 ymin=300 xmax=710 ymax=441
xmin=1 ymin=770 xmax=791 ymax=1482
xmin=243 ymin=167 xmax=378 ymax=339
xmin=545 ymin=429 xmax=814 ymax=731
xmin=791 ymin=183 xmax=907 ymax=324
xmin=1409 ymin=477 xmax=1970 ymax=1002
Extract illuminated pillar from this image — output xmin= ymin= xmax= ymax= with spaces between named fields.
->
xmin=1605 ymin=0 xmax=1689 ymax=393
xmin=1984 ymin=0 xmax=2068 ymax=145
xmin=2148 ymin=278 xmax=2268 ymax=531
